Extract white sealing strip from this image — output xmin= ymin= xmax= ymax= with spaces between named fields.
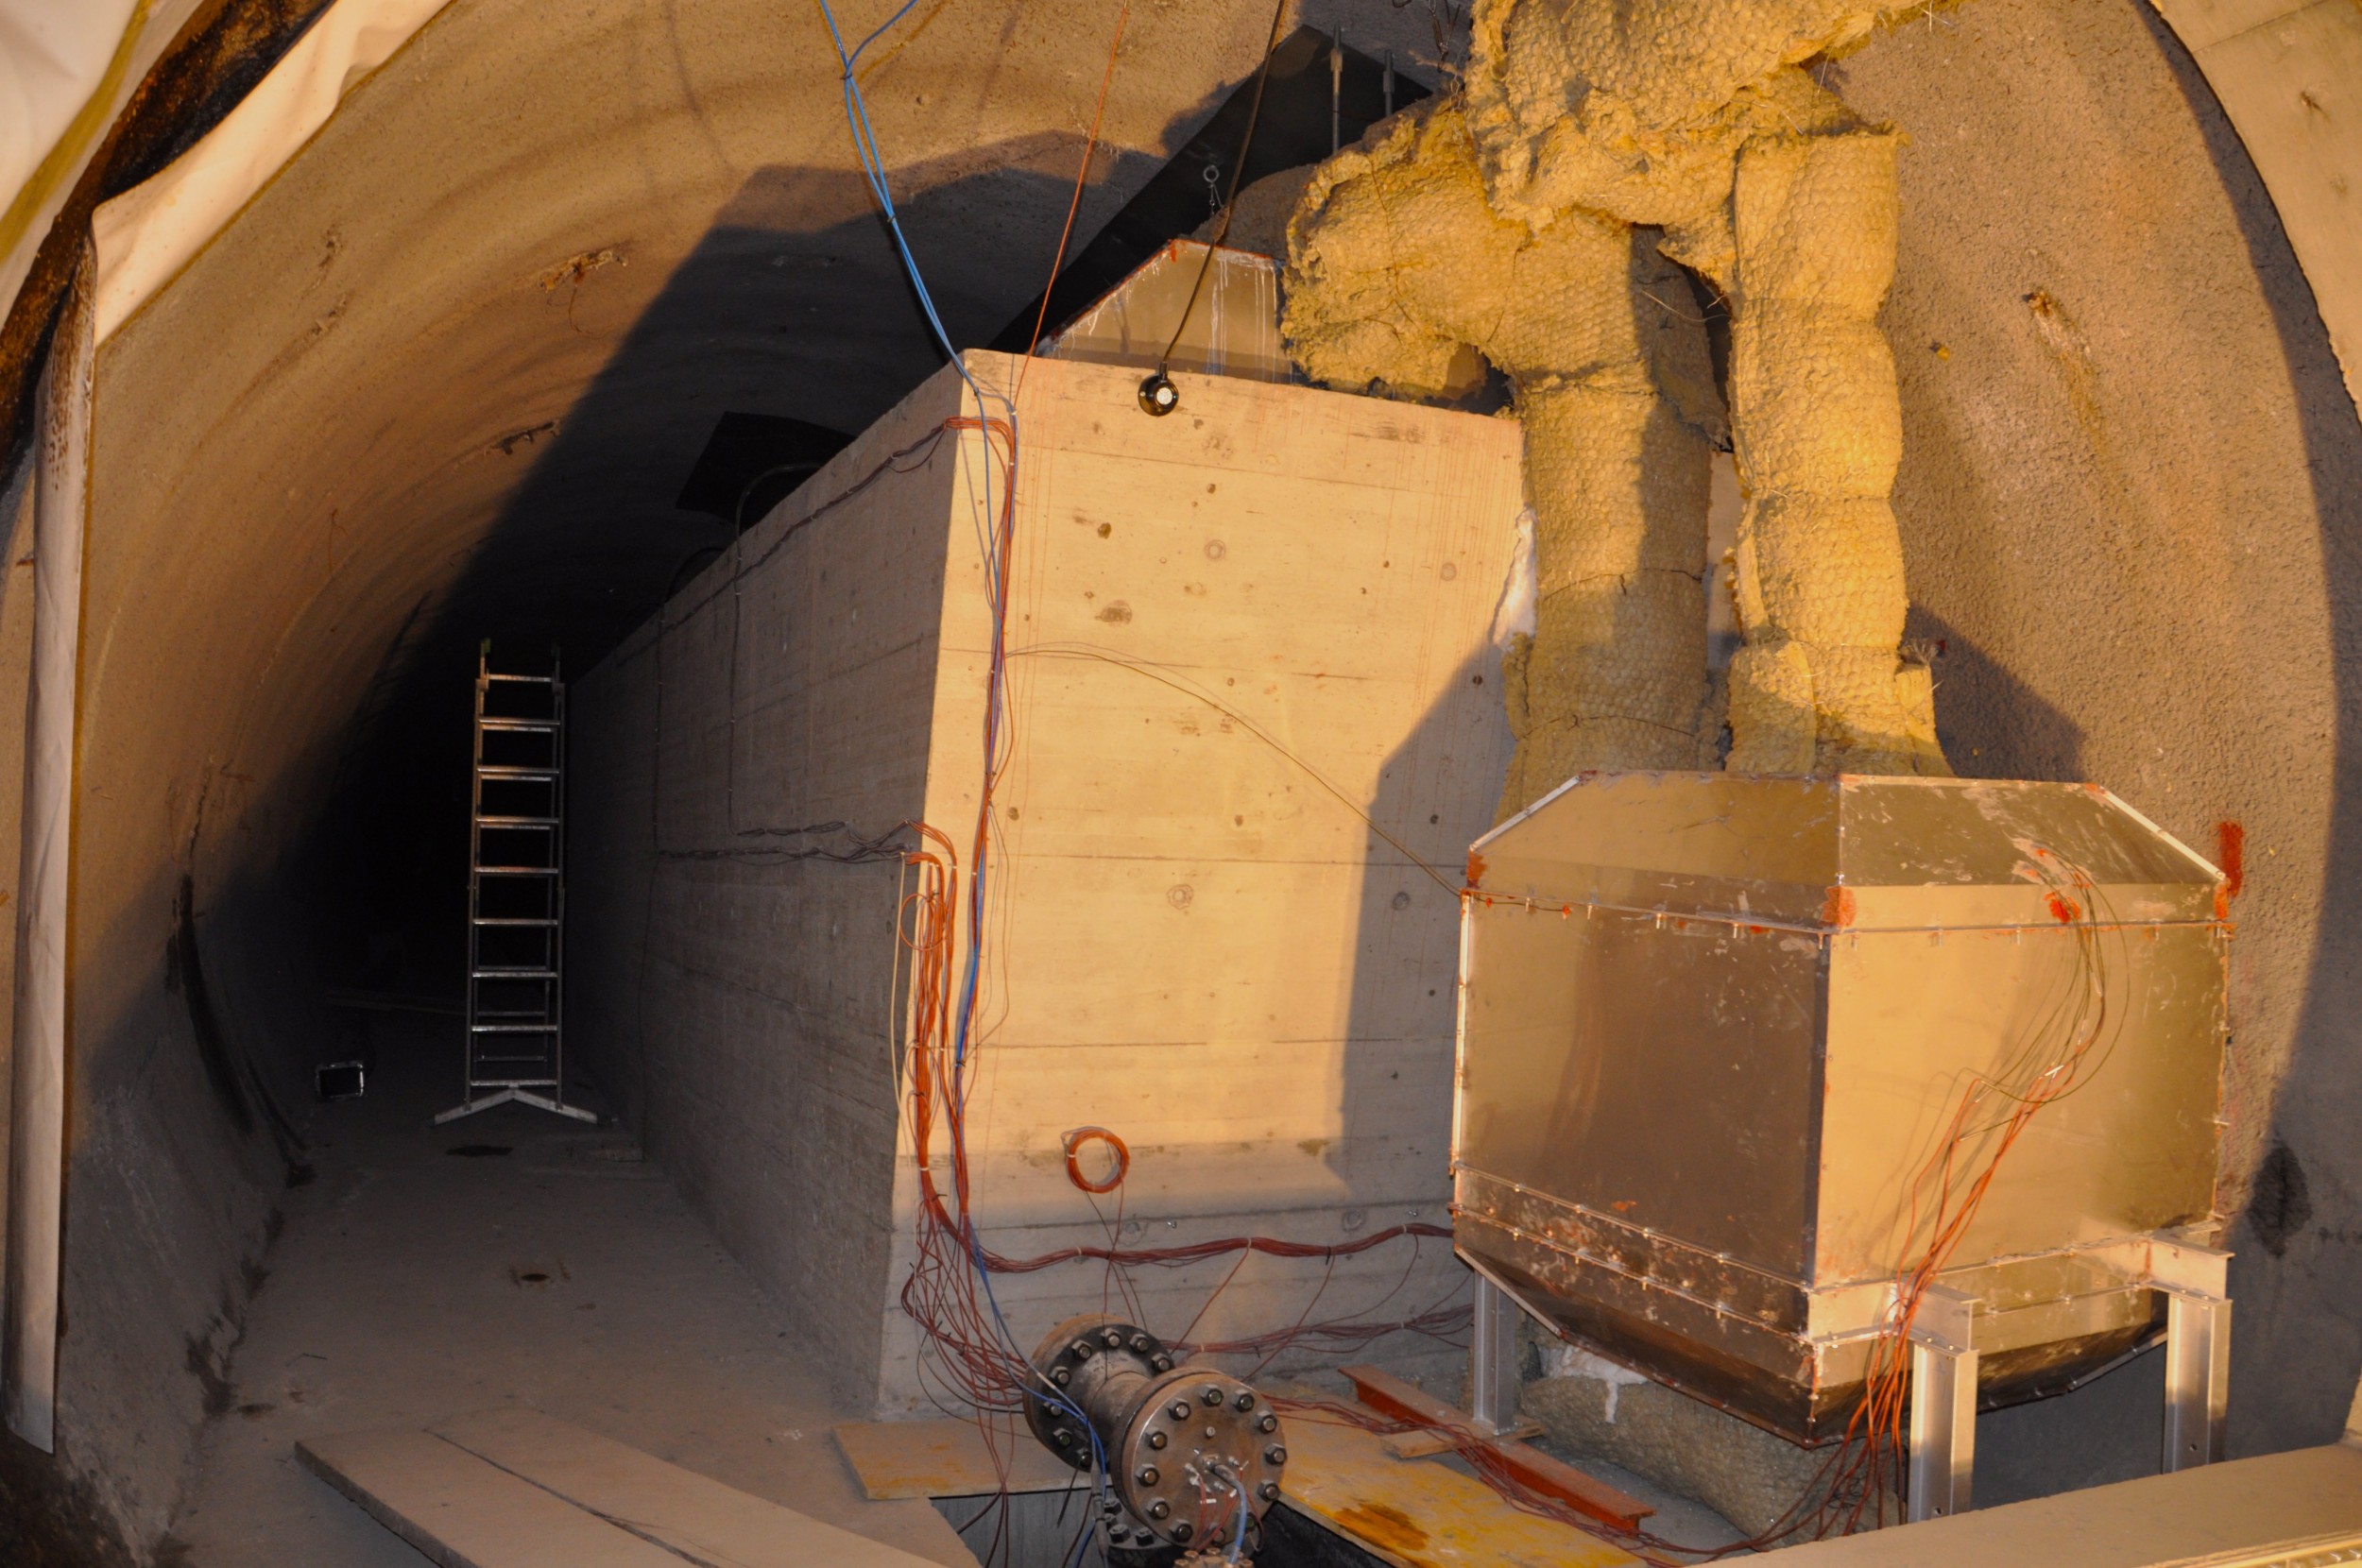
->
xmin=4 ymin=245 xmax=90 ymax=1454
xmin=1488 ymin=504 xmax=1536 ymax=650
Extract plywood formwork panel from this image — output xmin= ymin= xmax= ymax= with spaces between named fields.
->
xmin=574 ymin=350 xmax=1521 ymax=1413
xmin=887 ymin=353 xmax=1518 ymax=1408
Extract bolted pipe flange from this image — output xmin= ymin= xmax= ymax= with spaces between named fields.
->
xmin=1022 ymin=1314 xmax=1288 ymax=1551
xmin=1113 ymin=1364 xmax=1286 ymax=1549
xmin=1025 ymin=1313 xmax=1166 ymax=1471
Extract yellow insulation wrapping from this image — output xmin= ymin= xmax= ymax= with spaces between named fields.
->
xmin=1740 ymin=495 xmax=1908 ymax=648
xmin=1725 ymin=128 xmax=1947 ymax=775
xmin=1463 ymin=0 xmax=1904 ymax=229
xmin=1728 ymin=640 xmax=1818 ymax=775
xmin=1733 ymin=314 xmax=1902 ymax=495
xmin=1288 ymin=9 xmax=1951 ymax=796
xmin=1520 ymin=378 xmax=1710 ymax=591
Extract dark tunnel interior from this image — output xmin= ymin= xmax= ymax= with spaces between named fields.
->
xmin=283 ymin=26 xmax=1418 ymax=1087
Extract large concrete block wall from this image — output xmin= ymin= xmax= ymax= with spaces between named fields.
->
xmin=573 ymin=350 xmax=1524 ymax=1411
xmin=569 ymin=376 xmax=960 ymax=1390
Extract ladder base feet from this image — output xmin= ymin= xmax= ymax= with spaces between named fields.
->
xmin=434 ymin=1088 xmax=600 ymax=1126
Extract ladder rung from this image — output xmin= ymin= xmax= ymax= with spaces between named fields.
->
xmin=472 ymin=661 xmax=563 ymax=1086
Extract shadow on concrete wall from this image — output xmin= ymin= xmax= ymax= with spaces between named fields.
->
xmin=283 ymin=147 xmax=1118 ymax=1070
xmin=1905 ymin=607 xmax=2086 ymax=784
xmin=1329 ymin=649 xmax=1514 ymax=1359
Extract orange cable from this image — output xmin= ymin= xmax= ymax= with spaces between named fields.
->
xmin=1017 ymin=4 xmax=1129 ymax=397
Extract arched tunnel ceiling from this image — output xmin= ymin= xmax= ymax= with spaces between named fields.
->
xmin=78 ymin=0 xmax=1446 ymax=1016
xmin=89 ymin=0 xmax=1330 ymax=823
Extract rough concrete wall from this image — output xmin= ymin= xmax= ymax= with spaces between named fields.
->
xmin=1820 ymin=0 xmax=2362 ymax=1494
xmin=569 ymin=375 xmax=961 ymax=1405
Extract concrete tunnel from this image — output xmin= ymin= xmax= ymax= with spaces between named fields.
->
xmin=0 ymin=0 xmax=2359 ymax=1563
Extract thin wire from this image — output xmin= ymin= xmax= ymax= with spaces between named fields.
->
xmin=1018 ymin=4 xmax=1130 ymax=395
xmin=1010 ymin=641 xmax=1462 ymax=894
xmin=809 ymin=8 xmax=1107 ymax=1539
xmin=1157 ymin=0 xmax=1291 ymax=373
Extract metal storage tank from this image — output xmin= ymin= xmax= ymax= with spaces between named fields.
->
xmin=1453 ymin=774 xmax=2229 ymax=1444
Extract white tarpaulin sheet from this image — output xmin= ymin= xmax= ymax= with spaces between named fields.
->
xmin=0 ymin=2 xmax=141 ymax=201
xmin=0 ymin=0 xmax=201 ymax=329
xmin=92 ymin=0 xmax=453 ymax=340
xmin=0 ymin=0 xmax=453 ymax=1455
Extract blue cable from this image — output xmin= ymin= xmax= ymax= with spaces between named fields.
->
xmin=810 ymin=10 xmax=1104 ymax=1562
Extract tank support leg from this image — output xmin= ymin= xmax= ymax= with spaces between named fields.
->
xmin=1907 ymin=1286 xmax=1978 ymax=1523
xmin=1470 ymin=1273 xmax=1522 ymax=1437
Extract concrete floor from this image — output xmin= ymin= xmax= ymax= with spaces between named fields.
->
xmin=157 ymin=1009 xmax=1741 ymax=1567
xmin=158 ymin=1013 xmax=973 ymax=1566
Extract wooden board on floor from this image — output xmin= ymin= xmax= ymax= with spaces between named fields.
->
xmin=834 ymin=1416 xmax=1083 ymax=1500
xmin=1383 ymin=1419 xmax=1544 ymax=1460
xmin=299 ymin=1427 xmax=685 ymax=1568
xmin=1279 ymin=1414 xmax=1643 ymax=1568
xmin=432 ymin=1408 xmax=943 ymax=1567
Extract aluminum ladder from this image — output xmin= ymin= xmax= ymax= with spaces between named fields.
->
xmin=436 ymin=644 xmax=596 ymax=1125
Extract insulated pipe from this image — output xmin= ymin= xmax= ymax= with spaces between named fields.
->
xmin=1724 ymin=130 xmax=1944 ymax=775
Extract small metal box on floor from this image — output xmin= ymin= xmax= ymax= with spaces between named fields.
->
xmin=1453 ymin=774 xmax=2228 ymax=1445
